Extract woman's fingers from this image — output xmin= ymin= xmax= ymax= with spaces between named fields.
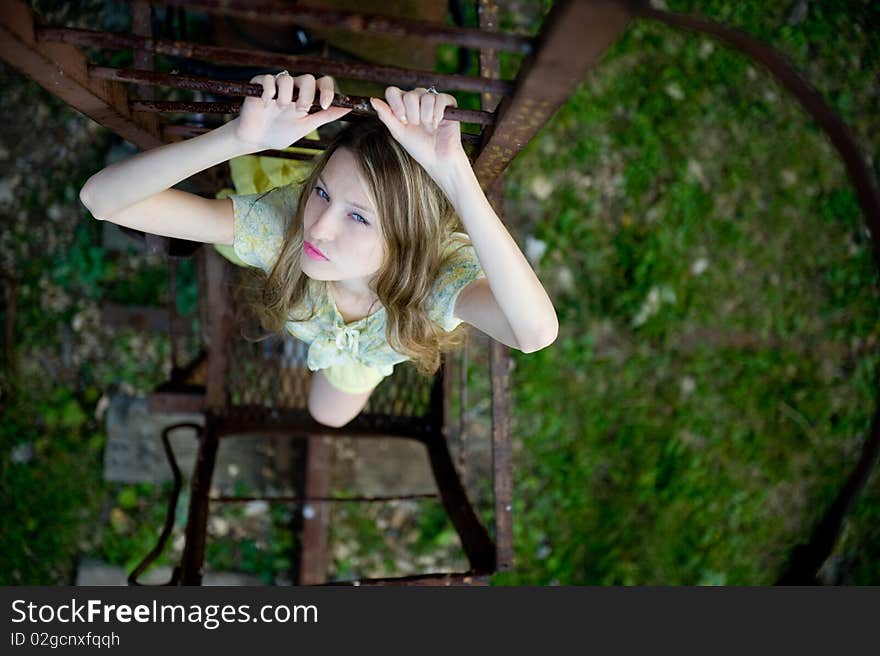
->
xmin=419 ymin=91 xmax=435 ymax=127
xmin=380 ymin=86 xmax=457 ymax=130
xmin=276 ymin=74 xmax=294 ymax=107
xmin=384 ymin=86 xmax=407 ymax=124
xmin=259 ymin=73 xmax=276 ymax=103
xmin=402 ymin=89 xmax=423 ymax=126
xmin=293 ymin=74 xmax=315 ymax=111
xmin=317 ymin=75 xmax=336 ymax=110
xmin=433 ymin=93 xmax=457 ymax=129
xmin=244 ymin=74 xmax=275 ymax=107
xmin=247 ymin=72 xmax=351 ymax=112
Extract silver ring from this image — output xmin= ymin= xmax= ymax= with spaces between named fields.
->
xmin=275 ymin=70 xmax=290 ymax=79
xmin=426 ymin=85 xmax=439 ymax=94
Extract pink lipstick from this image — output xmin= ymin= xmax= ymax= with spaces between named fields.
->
xmin=304 ymin=241 xmax=329 ymax=261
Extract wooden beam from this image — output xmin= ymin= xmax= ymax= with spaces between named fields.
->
xmin=0 ymin=0 xmax=162 ymax=150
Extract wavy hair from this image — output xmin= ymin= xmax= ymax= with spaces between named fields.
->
xmin=233 ymin=116 xmax=476 ymax=377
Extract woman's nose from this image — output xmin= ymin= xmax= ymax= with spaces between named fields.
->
xmin=308 ymin=206 xmax=337 ymax=241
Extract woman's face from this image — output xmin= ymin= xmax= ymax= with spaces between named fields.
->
xmin=300 ymin=147 xmax=384 ymax=285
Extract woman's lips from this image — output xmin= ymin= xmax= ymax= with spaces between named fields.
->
xmin=304 ymin=241 xmax=329 ymax=261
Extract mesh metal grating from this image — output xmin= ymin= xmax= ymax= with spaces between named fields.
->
xmin=226 ymin=331 xmax=436 ymax=419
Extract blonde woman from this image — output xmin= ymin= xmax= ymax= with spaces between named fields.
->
xmin=80 ymin=72 xmax=558 ymax=428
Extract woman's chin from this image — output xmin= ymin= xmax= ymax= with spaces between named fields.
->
xmin=301 ymin=265 xmax=330 ymax=281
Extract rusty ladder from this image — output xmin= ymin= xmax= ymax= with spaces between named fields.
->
xmin=2 ymin=0 xmax=878 ymax=586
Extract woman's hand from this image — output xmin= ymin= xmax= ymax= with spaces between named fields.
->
xmin=233 ymin=72 xmax=351 ymax=151
xmin=370 ymin=86 xmax=469 ymax=187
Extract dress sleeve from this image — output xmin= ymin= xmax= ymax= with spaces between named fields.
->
xmin=428 ymin=236 xmax=487 ymax=332
xmin=230 ymin=183 xmax=299 ymax=272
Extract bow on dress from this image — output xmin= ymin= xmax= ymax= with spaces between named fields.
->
xmin=335 ymin=326 xmax=361 ymax=356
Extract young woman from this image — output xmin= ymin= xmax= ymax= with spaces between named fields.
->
xmin=80 ymin=72 xmax=558 ymax=428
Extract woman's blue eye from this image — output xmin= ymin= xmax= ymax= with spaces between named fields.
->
xmin=315 ymin=186 xmax=369 ymax=226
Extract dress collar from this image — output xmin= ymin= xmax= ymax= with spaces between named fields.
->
xmin=324 ymin=282 xmax=385 ymax=328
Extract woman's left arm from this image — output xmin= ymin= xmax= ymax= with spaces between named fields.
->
xmin=440 ymin=159 xmax=559 ymax=352
xmin=371 ymin=87 xmax=559 ymax=352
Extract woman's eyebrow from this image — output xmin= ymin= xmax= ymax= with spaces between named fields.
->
xmin=317 ymin=174 xmax=374 ymax=214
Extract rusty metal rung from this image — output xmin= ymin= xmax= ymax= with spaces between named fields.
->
xmin=209 ymin=493 xmax=439 ymax=503
xmin=37 ymin=26 xmax=516 ymax=96
xmin=159 ymin=0 xmax=534 ymax=54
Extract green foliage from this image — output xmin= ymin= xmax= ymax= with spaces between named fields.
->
xmin=0 ymin=386 xmax=105 ymax=584
xmin=493 ymin=0 xmax=880 ymax=585
xmin=50 ymin=223 xmax=110 ymax=300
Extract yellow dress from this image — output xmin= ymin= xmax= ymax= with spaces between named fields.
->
xmin=212 ymin=135 xmax=391 ymax=395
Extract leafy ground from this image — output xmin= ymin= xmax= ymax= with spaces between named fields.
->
xmin=494 ymin=0 xmax=880 ymax=585
xmin=1 ymin=0 xmax=879 ymax=585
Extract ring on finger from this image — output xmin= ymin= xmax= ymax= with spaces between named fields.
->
xmin=275 ymin=70 xmax=290 ymax=79
xmin=426 ymin=85 xmax=439 ymax=95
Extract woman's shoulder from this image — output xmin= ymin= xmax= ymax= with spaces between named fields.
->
xmin=428 ymin=231 xmax=486 ymax=331
xmin=229 ymin=182 xmax=303 ymax=272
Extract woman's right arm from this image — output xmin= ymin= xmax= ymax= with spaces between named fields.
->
xmin=78 ymin=73 xmax=350 ymax=245
xmin=79 ymin=119 xmax=254 ymax=244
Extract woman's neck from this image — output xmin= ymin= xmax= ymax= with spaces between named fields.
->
xmin=330 ymin=280 xmax=379 ymax=310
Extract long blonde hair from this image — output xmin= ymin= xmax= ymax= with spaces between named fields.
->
xmin=234 ymin=117 xmax=476 ymax=377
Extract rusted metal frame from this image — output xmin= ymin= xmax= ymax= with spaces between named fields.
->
xmin=423 ymin=367 xmax=496 ymax=572
xmin=489 ymin=336 xmax=513 ymax=571
xmin=136 ymin=99 xmax=241 ymax=113
xmin=38 ymin=27 xmax=516 ymax=96
xmin=460 ymin=341 xmax=468 ymax=472
xmin=178 ymin=413 xmax=222 ymax=585
xmin=442 ymin=350 xmax=457 ymax=447
xmin=168 ymin=260 xmax=181 ymax=372
xmin=272 ymin=435 xmax=304 ymax=586
xmin=153 ymin=0 xmax=533 ymax=54
xmin=777 ymin=407 xmax=880 ymax=584
xmin=0 ymin=0 xmax=162 ymax=151
xmin=91 ymin=65 xmax=253 ymax=95
xmin=621 ymin=3 xmax=880 ymax=583
xmin=175 ymin=254 xmax=231 ymax=584
xmin=320 ymin=571 xmax=490 ymax=586
xmin=217 ymin=406 xmax=436 ymax=439
xmin=163 ymin=120 xmax=484 ymax=150
xmin=212 ymin=493 xmax=439 ymax=503
xmin=89 ymin=66 xmax=482 ymax=125
xmin=195 ymin=244 xmax=209 ymax=344
xmin=299 ymin=435 xmax=332 ymax=585
xmin=476 ymin=0 xmax=511 ymax=572
xmin=473 ymin=0 xmax=634 ymax=189
xmin=90 ymin=66 xmax=496 ymax=126
xmin=132 ymin=98 xmax=494 ymax=127
xmin=478 ymin=0 xmax=501 ymax=114
xmin=132 ymin=1 xmax=158 ymax=122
